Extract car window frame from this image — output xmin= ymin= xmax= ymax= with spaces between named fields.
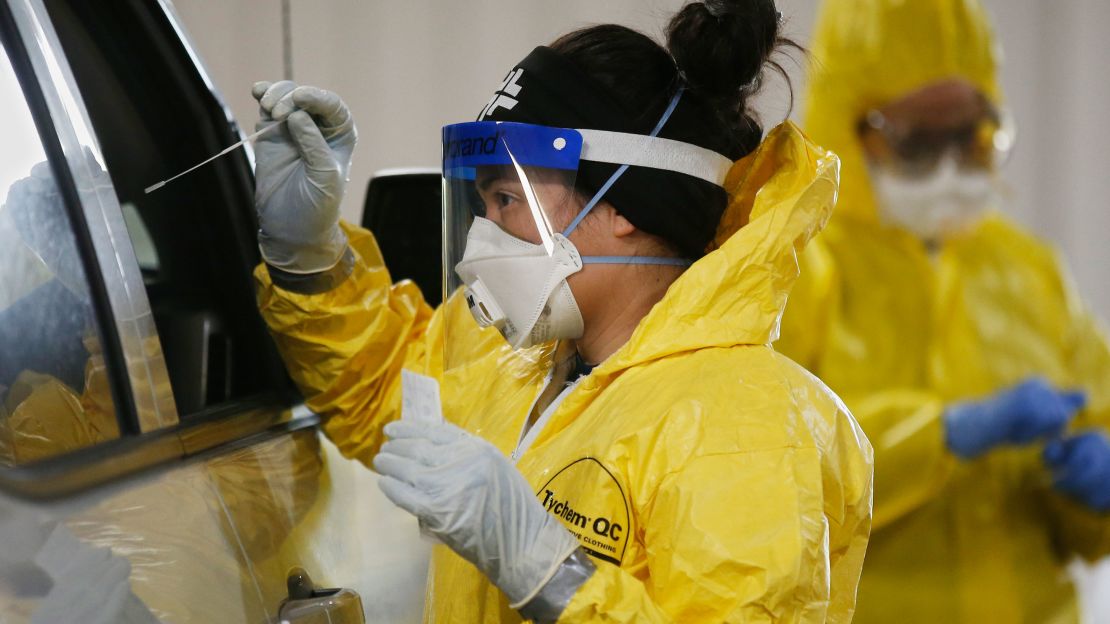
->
xmin=0 ymin=0 xmax=318 ymax=500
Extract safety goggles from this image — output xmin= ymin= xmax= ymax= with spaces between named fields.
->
xmin=857 ymin=94 xmax=1014 ymax=177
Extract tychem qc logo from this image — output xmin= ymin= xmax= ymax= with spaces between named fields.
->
xmin=536 ymin=457 xmax=631 ymax=565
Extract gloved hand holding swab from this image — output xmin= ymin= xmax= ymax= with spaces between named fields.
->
xmin=143 ymin=119 xmax=287 ymax=194
xmin=250 ymin=80 xmax=357 ymax=273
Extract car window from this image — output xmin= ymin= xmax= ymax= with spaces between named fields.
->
xmin=43 ymin=0 xmax=296 ymax=417
xmin=0 ymin=39 xmax=120 ymax=466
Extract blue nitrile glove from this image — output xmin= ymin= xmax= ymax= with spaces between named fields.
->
xmin=944 ymin=378 xmax=1086 ymax=459
xmin=252 ymin=81 xmax=357 ymax=274
xmin=1044 ymin=431 xmax=1110 ymax=513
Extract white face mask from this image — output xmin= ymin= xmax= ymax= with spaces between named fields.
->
xmin=454 ymin=217 xmax=585 ymax=349
xmin=871 ymin=155 xmax=999 ymax=242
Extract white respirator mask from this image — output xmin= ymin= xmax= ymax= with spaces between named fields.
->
xmin=871 ymin=154 xmax=999 ymax=242
xmin=455 ymin=217 xmax=585 ymax=349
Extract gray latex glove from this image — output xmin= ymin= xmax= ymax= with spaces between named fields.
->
xmin=374 ymin=420 xmax=581 ymax=608
xmin=252 ymin=81 xmax=357 ymax=273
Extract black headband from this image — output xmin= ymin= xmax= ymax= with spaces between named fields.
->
xmin=478 ymin=47 xmax=734 ymax=257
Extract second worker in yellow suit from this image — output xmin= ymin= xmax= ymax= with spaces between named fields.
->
xmin=778 ymin=0 xmax=1110 ymax=621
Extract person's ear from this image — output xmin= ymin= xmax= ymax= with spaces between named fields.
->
xmin=609 ymin=207 xmax=637 ymax=238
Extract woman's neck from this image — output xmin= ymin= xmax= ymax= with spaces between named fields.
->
xmin=573 ymin=267 xmax=682 ymax=364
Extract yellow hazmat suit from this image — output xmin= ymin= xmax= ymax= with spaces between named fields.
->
xmin=256 ymin=123 xmax=874 ymax=623
xmin=778 ymin=0 xmax=1110 ymax=621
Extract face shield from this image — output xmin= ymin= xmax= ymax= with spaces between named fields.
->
xmin=442 ymin=88 xmax=731 ymax=354
xmin=443 ymin=121 xmax=588 ymax=350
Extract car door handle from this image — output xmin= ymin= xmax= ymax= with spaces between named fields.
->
xmin=278 ymin=567 xmax=365 ymax=624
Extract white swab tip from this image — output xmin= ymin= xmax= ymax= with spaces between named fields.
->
xmin=144 ymin=181 xmax=166 ymax=194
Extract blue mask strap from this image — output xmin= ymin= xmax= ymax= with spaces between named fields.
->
xmin=581 ymin=256 xmax=693 ymax=267
xmin=562 ymin=87 xmax=685 ymax=239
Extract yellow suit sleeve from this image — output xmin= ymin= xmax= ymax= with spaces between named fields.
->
xmin=839 ymin=390 xmax=953 ymax=530
xmin=0 ymin=371 xmax=118 ymax=465
xmin=1043 ymin=254 xmax=1110 ymax=561
xmin=559 ymin=449 xmax=857 ymax=623
xmin=255 ymin=223 xmax=436 ymax=466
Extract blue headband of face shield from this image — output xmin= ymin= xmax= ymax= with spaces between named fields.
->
xmin=442 ymin=89 xmax=733 ymax=267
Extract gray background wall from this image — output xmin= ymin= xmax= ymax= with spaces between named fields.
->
xmin=172 ymin=0 xmax=1110 ymax=320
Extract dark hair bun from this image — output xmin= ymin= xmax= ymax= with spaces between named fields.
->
xmin=666 ymin=0 xmax=781 ymax=100
xmin=542 ymin=1 xmax=796 ymax=255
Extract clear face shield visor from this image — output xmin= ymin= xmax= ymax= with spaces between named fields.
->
xmin=443 ymin=122 xmax=589 ymax=350
xmin=441 ymin=90 xmax=731 ymax=353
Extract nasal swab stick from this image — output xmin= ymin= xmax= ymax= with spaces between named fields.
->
xmin=144 ymin=120 xmax=286 ymax=194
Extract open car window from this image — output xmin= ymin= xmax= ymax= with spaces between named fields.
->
xmin=42 ymin=0 xmax=295 ymax=417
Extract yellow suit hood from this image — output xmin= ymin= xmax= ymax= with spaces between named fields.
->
xmin=597 ymin=121 xmax=840 ymax=375
xmin=805 ymin=0 xmax=1001 ymax=223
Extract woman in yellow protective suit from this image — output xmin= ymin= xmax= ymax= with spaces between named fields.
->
xmin=251 ymin=1 xmax=873 ymax=622
xmin=778 ymin=0 xmax=1110 ymax=621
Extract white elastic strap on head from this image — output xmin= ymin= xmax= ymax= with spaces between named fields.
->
xmin=577 ymin=130 xmax=732 ymax=188
xmin=561 ymin=87 xmax=730 ymax=267
xmin=562 ymin=87 xmax=686 ymax=238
